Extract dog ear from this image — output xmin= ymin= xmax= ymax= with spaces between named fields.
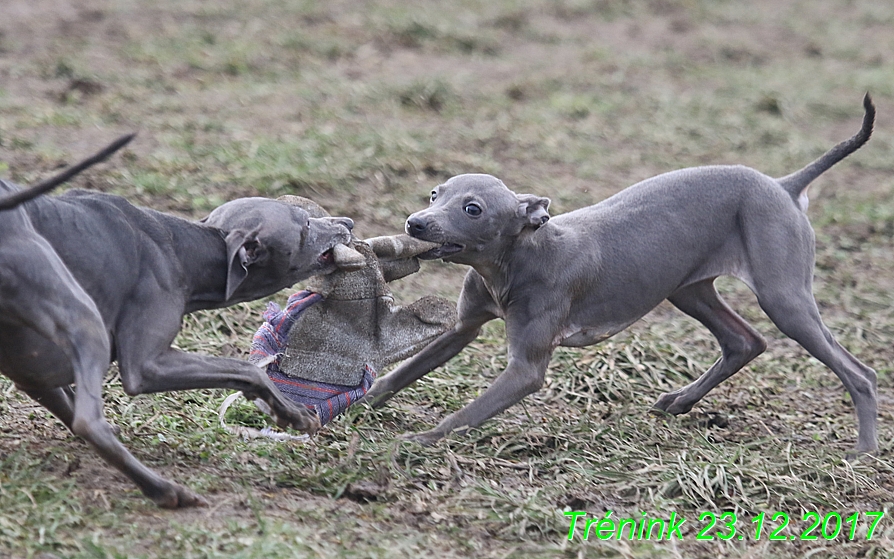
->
xmin=516 ymin=194 xmax=551 ymax=229
xmin=224 ymin=228 xmax=267 ymax=300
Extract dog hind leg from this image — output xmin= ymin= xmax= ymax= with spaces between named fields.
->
xmin=19 ymin=386 xmax=76 ymax=429
xmin=743 ymin=217 xmax=878 ymax=454
xmin=653 ymin=278 xmax=767 ymax=414
xmin=68 ymin=351 xmax=208 ymax=508
xmin=2 ymin=237 xmax=206 ymax=507
xmin=755 ymin=285 xmax=877 ymax=454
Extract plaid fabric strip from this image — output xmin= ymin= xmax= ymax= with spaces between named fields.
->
xmin=249 ymin=290 xmax=376 ymax=425
xmin=267 ymin=365 xmax=376 ymax=426
xmin=249 ymin=291 xmax=322 ymax=366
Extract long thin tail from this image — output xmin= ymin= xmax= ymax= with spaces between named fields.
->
xmin=0 ymin=133 xmax=135 ymax=211
xmin=777 ymin=93 xmax=874 ymax=200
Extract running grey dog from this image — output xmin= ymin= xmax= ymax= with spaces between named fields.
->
xmin=364 ymin=95 xmax=878 ymax=455
xmin=1 ymin=142 xmax=354 ymax=507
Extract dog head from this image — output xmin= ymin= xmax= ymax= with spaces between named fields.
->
xmin=405 ymin=174 xmax=550 ymax=266
xmin=201 ymin=197 xmax=354 ymax=301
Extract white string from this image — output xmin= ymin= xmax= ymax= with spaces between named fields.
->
xmin=217 ymin=391 xmax=310 ymax=442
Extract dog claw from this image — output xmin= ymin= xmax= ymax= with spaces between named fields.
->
xmin=291 ymin=414 xmax=321 ymax=434
xmin=845 ymin=446 xmax=877 ymax=461
xmin=277 ymin=414 xmax=320 ymax=435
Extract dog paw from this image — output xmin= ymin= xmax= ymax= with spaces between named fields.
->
xmin=652 ymin=391 xmax=694 ymax=415
xmin=845 ymin=446 xmax=877 ymax=461
xmin=151 ymin=483 xmax=209 ymax=509
xmin=286 ymin=409 xmax=322 ymax=434
xmin=270 ymin=404 xmax=321 ymax=435
xmin=400 ymin=429 xmax=443 ymax=446
xmin=289 ymin=412 xmax=321 ymax=435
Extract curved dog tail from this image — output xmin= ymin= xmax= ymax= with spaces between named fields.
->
xmin=0 ymin=133 xmax=135 ymax=211
xmin=777 ymin=93 xmax=874 ymax=211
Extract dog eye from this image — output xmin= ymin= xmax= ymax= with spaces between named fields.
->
xmin=464 ymin=203 xmax=482 ymax=217
xmin=430 ymin=191 xmax=437 ymax=203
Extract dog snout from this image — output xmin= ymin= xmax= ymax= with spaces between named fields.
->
xmin=406 ymin=215 xmax=427 ymax=237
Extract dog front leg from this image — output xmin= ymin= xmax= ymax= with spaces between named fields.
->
xmin=403 ymin=350 xmax=552 ymax=445
xmin=362 ymin=269 xmax=499 ymax=407
xmin=402 ymin=300 xmax=559 ymax=445
xmin=362 ymin=318 xmax=486 ymax=407
xmin=118 ymin=348 xmax=320 ymax=433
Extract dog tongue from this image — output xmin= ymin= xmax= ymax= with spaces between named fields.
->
xmin=332 ymin=243 xmax=366 ymax=271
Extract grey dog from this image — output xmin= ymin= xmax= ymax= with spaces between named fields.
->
xmin=364 ymin=95 xmax=878 ymax=455
xmin=0 ymin=141 xmax=354 ymax=507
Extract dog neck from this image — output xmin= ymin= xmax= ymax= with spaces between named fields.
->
xmin=173 ymin=222 xmax=232 ymax=313
xmin=465 ymin=228 xmax=548 ymax=308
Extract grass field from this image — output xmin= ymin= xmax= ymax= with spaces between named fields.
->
xmin=1 ymin=0 xmax=894 ymax=557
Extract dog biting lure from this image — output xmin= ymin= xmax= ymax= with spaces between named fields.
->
xmin=2 ymin=149 xmax=356 ymax=506
xmin=220 ymin=197 xmax=456 ymax=436
xmin=364 ymin=94 xmax=879 ymax=455
xmin=331 ymin=243 xmax=366 ymax=271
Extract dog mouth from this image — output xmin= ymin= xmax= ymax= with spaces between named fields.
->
xmin=318 ymin=243 xmax=366 ymax=271
xmin=331 ymin=243 xmax=366 ymax=271
xmin=318 ymin=247 xmax=336 ymax=266
xmin=418 ymin=243 xmax=464 ymax=260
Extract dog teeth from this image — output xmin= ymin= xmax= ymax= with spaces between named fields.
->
xmin=332 ymin=243 xmax=366 ymax=271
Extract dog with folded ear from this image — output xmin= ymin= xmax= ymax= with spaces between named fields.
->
xmin=2 ymin=144 xmax=356 ymax=507
xmin=364 ymin=95 xmax=878 ymax=457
